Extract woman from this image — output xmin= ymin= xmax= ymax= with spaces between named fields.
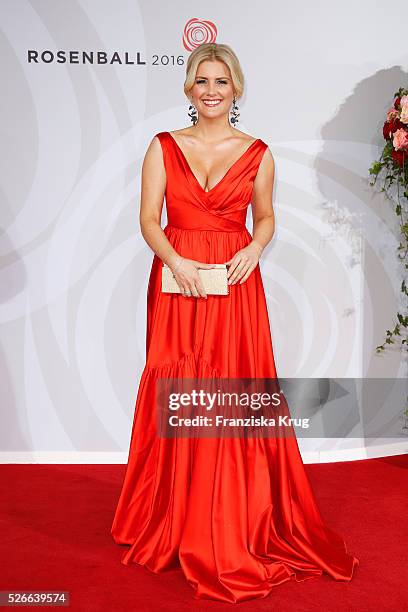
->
xmin=111 ymin=42 xmax=359 ymax=604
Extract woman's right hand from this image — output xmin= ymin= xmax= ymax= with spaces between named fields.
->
xmin=170 ymin=257 xmax=217 ymax=299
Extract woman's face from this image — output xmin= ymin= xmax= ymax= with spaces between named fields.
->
xmin=189 ymin=60 xmax=235 ymax=121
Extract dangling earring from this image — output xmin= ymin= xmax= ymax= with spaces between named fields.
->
xmin=230 ymin=96 xmax=240 ymax=126
xmin=188 ymin=99 xmax=198 ymax=125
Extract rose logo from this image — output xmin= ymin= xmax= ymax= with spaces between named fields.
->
xmin=183 ymin=18 xmax=217 ymax=51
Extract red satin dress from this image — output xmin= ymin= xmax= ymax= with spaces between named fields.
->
xmin=111 ymin=131 xmax=359 ymax=603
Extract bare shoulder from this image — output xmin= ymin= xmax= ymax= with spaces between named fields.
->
xmin=145 ymin=132 xmax=164 ymax=156
xmin=147 ymin=132 xmax=164 ymax=150
xmin=259 ymin=146 xmax=275 ymax=173
xmin=255 ymin=142 xmax=275 ymax=186
xmin=255 ymin=134 xmax=274 ymax=167
xmin=260 ymin=145 xmax=274 ymax=165
xmin=143 ymin=133 xmax=165 ymax=173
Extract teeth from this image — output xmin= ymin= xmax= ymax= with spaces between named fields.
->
xmin=203 ymin=100 xmax=222 ymax=106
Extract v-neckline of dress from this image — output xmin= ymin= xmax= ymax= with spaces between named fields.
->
xmin=166 ymin=131 xmax=260 ymax=195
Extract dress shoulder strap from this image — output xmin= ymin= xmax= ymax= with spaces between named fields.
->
xmin=155 ymin=131 xmax=168 ymax=143
xmin=154 ymin=132 xmax=170 ymax=165
xmin=257 ymin=139 xmax=269 ymax=153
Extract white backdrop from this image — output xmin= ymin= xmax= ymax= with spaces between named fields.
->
xmin=1 ymin=0 xmax=407 ymax=463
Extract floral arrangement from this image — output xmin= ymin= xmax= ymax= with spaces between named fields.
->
xmin=369 ymin=86 xmax=408 ymax=352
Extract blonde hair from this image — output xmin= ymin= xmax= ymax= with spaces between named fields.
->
xmin=184 ymin=43 xmax=244 ymax=99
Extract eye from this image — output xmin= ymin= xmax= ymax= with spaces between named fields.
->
xmin=195 ymin=79 xmax=228 ymax=85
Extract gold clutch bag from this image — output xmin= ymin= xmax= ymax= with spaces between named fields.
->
xmin=161 ymin=263 xmax=229 ymax=295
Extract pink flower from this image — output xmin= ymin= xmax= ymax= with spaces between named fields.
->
xmin=400 ymin=94 xmax=408 ymax=107
xmin=400 ymin=100 xmax=408 ymax=124
xmin=393 ymin=128 xmax=408 ymax=151
xmin=386 ymin=107 xmax=399 ymax=121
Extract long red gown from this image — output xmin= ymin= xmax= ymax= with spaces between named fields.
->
xmin=111 ymin=131 xmax=359 ymax=603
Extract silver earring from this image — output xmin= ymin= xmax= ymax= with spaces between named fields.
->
xmin=188 ymin=99 xmax=198 ymax=125
xmin=230 ymin=96 xmax=240 ymax=126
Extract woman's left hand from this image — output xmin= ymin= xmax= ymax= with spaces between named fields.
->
xmin=224 ymin=240 xmax=263 ymax=285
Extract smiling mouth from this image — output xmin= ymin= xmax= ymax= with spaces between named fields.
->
xmin=202 ymin=99 xmax=222 ymax=107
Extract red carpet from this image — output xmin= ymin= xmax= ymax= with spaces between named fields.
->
xmin=0 ymin=454 xmax=407 ymax=611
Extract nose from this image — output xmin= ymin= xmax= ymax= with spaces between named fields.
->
xmin=205 ymin=82 xmax=218 ymax=95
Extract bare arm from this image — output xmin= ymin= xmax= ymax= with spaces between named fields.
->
xmin=139 ymin=135 xmax=181 ymax=270
xmin=139 ymin=135 xmax=216 ymax=298
xmin=251 ymin=148 xmax=276 ymax=250
xmin=226 ymin=148 xmax=276 ymax=284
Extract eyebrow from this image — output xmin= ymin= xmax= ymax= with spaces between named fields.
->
xmin=195 ymin=75 xmax=230 ymax=79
